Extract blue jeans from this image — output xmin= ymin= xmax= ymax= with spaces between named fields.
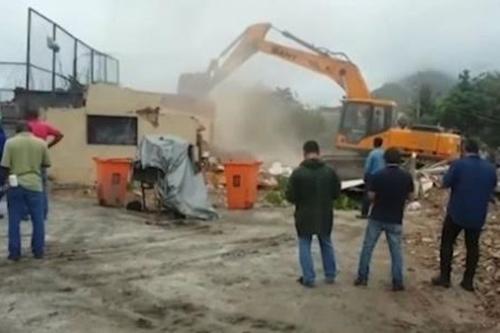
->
xmin=357 ymin=219 xmax=404 ymax=284
xmin=7 ymin=186 xmax=45 ymax=258
xmin=41 ymin=168 xmax=48 ymax=220
xmin=298 ymin=234 xmax=337 ymax=285
xmin=22 ymin=169 xmax=48 ymax=221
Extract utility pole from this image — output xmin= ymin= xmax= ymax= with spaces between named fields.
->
xmin=25 ymin=9 xmax=32 ymax=90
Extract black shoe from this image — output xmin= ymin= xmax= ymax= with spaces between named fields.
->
xmin=460 ymin=280 xmax=475 ymax=292
xmin=297 ymin=277 xmax=314 ymax=288
xmin=356 ymin=215 xmax=368 ymax=220
xmin=325 ymin=277 xmax=336 ymax=285
xmin=354 ymin=278 xmax=368 ymax=287
xmin=431 ymin=276 xmax=450 ymax=288
xmin=7 ymin=255 xmax=20 ymax=262
xmin=0 ymin=214 xmax=4 ymax=219
xmin=392 ymin=283 xmax=405 ymax=292
xmin=33 ymin=254 xmax=44 ymax=260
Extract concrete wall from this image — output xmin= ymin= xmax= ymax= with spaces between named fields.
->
xmin=159 ymin=93 xmax=216 ymax=144
xmin=45 ymin=84 xmax=203 ymax=185
xmin=86 ymin=84 xmax=163 ymax=115
xmin=85 ymin=84 xmax=216 ymax=143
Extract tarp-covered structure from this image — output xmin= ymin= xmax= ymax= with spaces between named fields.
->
xmin=136 ymin=135 xmax=218 ymax=220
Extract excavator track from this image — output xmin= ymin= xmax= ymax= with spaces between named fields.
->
xmin=323 ymin=153 xmax=366 ymax=181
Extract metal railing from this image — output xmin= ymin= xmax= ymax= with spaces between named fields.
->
xmin=25 ymin=7 xmax=120 ymax=91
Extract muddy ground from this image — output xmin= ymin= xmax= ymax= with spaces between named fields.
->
xmin=0 ymin=192 xmax=498 ymax=333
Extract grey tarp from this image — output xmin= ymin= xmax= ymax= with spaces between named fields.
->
xmin=137 ymin=135 xmax=218 ymax=220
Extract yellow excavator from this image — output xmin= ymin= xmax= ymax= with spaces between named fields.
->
xmin=178 ymin=23 xmax=461 ymax=164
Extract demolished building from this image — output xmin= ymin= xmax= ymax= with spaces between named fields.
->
xmin=45 ymin=84 xmax=214 ymax=185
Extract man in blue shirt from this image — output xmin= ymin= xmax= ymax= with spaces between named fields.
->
xmin=358 ymin=137 xmax=385 ymax=219
xmin=432 ymin=139 xmax=497 ymax=292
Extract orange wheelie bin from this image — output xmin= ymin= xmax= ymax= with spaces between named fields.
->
xmin=223 ymin=160 xmax=261 ymax=209
xmin=93 ymin=158 xmax=132 ymax=207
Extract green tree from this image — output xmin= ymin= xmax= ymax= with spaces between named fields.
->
xmin=413 ymin=83 xmax=437 ymax=124
xmin=438 ymin=70 xmax=500 ymax=146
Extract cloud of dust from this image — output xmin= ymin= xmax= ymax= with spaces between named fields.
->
xmin=211 ymin=84 xmax=339 ymax=167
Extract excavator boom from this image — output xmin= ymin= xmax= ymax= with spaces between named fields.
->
xmin=178 ymin=23 xmax=372 ymax=100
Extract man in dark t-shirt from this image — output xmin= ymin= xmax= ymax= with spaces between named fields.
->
xmin=354 ymin=148 xmax=414 ymax=291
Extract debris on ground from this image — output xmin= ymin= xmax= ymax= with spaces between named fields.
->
xmin=263 ymin=190 xmax=287 ymax=207
xmin=258 ymin=172 xmax=279 ymax=190
xmin=341 ymin=179 xmax=364 ymax=190
xmin=406 ymin=201 xmax=422 ymax=211
xmin=406 ymin=188 xmax=500 ymax=320
xmin=268 ymin=162 xmax=293 ymax=177
xmin=204 ymin=156 xmax=226 ymax=191
xmin=334 ymin=194 xmax=360 ymax=210
xmin=262 ymin=176 xmax=290 ymax=207
xmin=416 ymin=176 xmax=435 ymax=196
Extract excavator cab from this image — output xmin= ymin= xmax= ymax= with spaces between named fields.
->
xmin=336 ymin=99 xmax=395 ymax=151
xmin=336 ymin=99 xmax=461 ymax=160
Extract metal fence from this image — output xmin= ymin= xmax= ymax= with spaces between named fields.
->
xmin=25 ymin=7 xmax=119 ymax=91
xmin=0 ymin=62 xmax=25 ymax=101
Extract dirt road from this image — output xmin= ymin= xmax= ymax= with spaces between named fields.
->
xmin=0 ymin=194 xmax=497 ymax=333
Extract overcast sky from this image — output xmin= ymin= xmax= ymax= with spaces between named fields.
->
xmin=1 ymin=0 xmax=500 ymax=105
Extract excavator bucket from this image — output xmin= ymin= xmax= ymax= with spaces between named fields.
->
xmin=177 ymin=72 xmax=213 ymax=97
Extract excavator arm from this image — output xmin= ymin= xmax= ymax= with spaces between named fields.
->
xmin=178 ymin=23 xmax=371 ymax=100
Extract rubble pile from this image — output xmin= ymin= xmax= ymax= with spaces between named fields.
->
xmin=406 ymin=188 xmax=500 ymax=320
xmin=204 ymin=158 xmax=294 ymax=208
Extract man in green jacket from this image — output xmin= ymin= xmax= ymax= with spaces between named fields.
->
xmin=286 ymin=141 xmax=341 ymax=287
